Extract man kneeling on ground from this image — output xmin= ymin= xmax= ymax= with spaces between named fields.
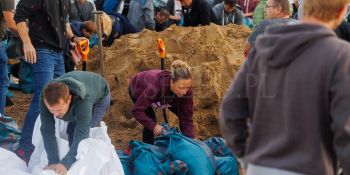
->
xmin=40 ymin=71 xmax=111 ymax=175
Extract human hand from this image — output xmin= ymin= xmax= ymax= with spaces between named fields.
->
xmin=153 ymin=124 xmax=163 ymax=136
xmin=72 ymin=36 xmax=88 ymax=44
xmin=169 ymin=15 xmax=181 ymax=21
xmin=23 ymin=42 xmax=36 ymax=64
xmin=45 ymin=163 xmax=67 ymax=175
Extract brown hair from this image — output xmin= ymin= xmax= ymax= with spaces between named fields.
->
xmin=83 ymin=21 xmax=97 ymax=34
xmin=303 ymin=0 xmax=350 ymax=22
xmin=158 ymin=9 xmax=170 ymax=18
xmin=43 ymin=82 xmax=70 ymax=106
xmin=170 ymin=60 xmax=191 ymax=82
xmin=272 ymin=0 xmax=291 ymax=15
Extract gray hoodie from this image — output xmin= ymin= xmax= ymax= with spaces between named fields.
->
xmin=127 ymin=0 xmax=155 ymax=32
xmin=212 ymin=3 xmax=243 ymax=25
xmin=220 ymin=23 xmax=350 ymax=175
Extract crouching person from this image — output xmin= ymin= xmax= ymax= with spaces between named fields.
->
xmin=40 ymin=71 xmax=111 ymax=175
xmin=129 ymin=60 xmax=195 ymax=144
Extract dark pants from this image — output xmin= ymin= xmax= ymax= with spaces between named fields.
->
xmin=0 ymin=43 xmax=9 ymax=115
xmin=128 ymin=87 xmax=179 ymax=144
xmin=67 ymin=93 xmax=111 ymax=146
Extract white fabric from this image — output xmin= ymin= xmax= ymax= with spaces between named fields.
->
xmin=0 ymin=116 xmax=124 ymax=175
xmin=0 ymin=148 xmax=30 ymax=175
xmin=247 ymin=164 xmax=303 ymax=175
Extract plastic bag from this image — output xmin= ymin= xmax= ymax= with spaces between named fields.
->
xmin=29 ymin=116 xmax=124 ymax=175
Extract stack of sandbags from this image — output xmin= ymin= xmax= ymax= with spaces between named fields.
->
xmin=118 ymin=127 xmax=239 ymax=175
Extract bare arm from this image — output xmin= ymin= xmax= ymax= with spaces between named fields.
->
xmin=66 ymin=22 xmax=74 ymax=40
xmin=17 ymin=21 xmax=36 ymax=63
xmin=66 ymin=22 xmax=87 ymax=43
xmin=243 ymin=40 xmax=252 ymax=58
xmin=3 ymin=10 xmax=17 ymax=34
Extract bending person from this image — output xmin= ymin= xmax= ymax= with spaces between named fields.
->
xmin=100 ymin=12 xmax=137 ymax=46
xmin=129 ymin=60 xmax=195 ymax=144
xmin=40 ymin=71 xmax=111 ymax=174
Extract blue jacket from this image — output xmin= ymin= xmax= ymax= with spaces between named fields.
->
xmin=70 ymin=21 xmax=84 ymax=37
xmin=105 ymin=13 xmax=137 ymax=46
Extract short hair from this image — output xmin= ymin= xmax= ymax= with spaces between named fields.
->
xmin=303 ymin=0 xmax=350 ymax=22
xmin=83 ymin=21 xmax=97 ymax=34
xmin=43 ymin=82 xmax=70 ymax=106
xmin=224 ymin=0 xmax=237 ymax=7
xmin=170 ymin=60 xmax=192 ymax=82
xmin=272 ymin=0 xmax=290 ymax=15
xmin=158 ymin=9 xmax=170 ymax=18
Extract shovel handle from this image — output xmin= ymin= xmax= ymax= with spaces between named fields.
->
xmin=77 ymin=40 xmax=90 ymax=61
xmin=156 ymin=39 xmax=166 ymax=59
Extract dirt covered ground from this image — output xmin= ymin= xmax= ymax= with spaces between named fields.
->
xmin=6 ymin=24 xmax=251 ymax=150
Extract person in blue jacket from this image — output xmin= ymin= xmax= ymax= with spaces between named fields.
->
xmin=100 ymin=12 xmax=137 ymax=46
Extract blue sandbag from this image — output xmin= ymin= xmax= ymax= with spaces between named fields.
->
xmin=204 ymin=137 xmax=239 ymax=175
xmin=215 ymin=156 xmax=239 ymax=175
xmin=118 ymin=145 xmax=189 ymax=175
xmin=129 ymin=140 xmax=168 ymax=175
xmin=116 ymin=150 xmax=133 ymax=175
xmin=155 ymin=132 xmax=216 ymax=175
xmin=160 ymin=160 xmax=188 ymax=175
xmin=204 ymin=137 xmax=235 ymax=157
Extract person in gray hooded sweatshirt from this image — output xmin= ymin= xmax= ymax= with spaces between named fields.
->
xmin=220 ymin=0 xmax=350 ymax=175
xmin=127 ymin=0 xmax=155 ymax=32
xmin=212 ymin=0 xmax=244 ymax=25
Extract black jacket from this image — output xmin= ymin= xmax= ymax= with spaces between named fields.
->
xmin=182 ymin=0 xmax=217 ymax=27
xmin=335 ymin=22 xmax=350 ymax=42
xmin=14 ymin=0 xmax=70 ymax=51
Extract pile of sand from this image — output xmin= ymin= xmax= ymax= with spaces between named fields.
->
xmin=88 ymin=24 xmax=251 ymax=149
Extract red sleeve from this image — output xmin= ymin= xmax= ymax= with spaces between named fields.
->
xmin=131 ymin=83 xmax=160 ymax=132
xmin=178 ymin=89 xmax=195 ymax=138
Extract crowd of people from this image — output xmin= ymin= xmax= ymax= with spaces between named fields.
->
xmin=0 ymin=0 xmax=350 ymax=174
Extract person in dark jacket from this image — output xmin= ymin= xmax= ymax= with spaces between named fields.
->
xmin=100 ymin=12 xmax=137 ymax=46
xmin=166 ymin=0 xmax=183 ymax=26
xmin=220 ymin=0 xmax=350 ymax=174
xmin=155 ymin=8 xmax=170 ymax=31
xmin=129 ymin=60 xmax=195 ymax=144
xmin=14 ymin=0 xmax=84 ymax=163
xmin=70 ymin=20 xmax=97 ymax=39
xmin=180 ymin=0 xmax=218 ymax=26
xmin=335 ymin=21 xmax=350 ymax=42
xmin=40 ymin=71 xmax=110 ymax=174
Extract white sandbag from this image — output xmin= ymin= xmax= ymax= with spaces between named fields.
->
xmin=0 ymin=147 xmax=29 ymax=175
xmin=28 ymin=116 xmax=124 ymax=175
xmin=29 ymin=117 xmax=70 ymax=174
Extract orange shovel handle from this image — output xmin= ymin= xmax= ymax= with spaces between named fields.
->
xmin=77 ymin=39 xmax=90 ymax=61
xmin=156 ymin=39 xmax=166 ymax=59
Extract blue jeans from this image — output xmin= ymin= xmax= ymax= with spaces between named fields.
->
xmin=19 ymin=48 xmax=65 ymax=151
xmin=0 ymin=44 xmax=9 ymax=115
xmin=67 ymin=93 xmax=111 ymax=145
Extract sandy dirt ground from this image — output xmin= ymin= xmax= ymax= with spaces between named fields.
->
xmin=6 ymin=24 xmax=251 ymax=151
